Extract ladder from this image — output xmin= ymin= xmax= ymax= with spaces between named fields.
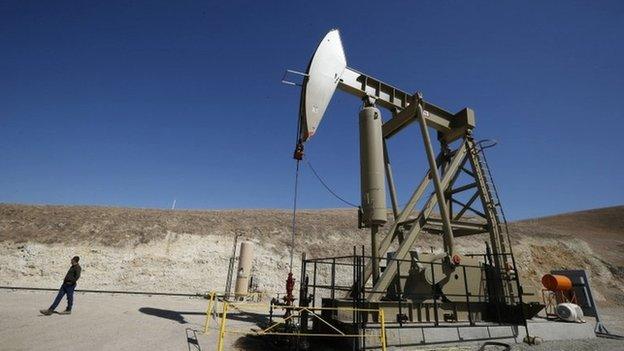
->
xmin=474 ymin=140 xmax=524 ymax=307
xmin=475 ymin=140 xmax=509 ymax=237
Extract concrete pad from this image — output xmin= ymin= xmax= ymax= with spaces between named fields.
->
xmin=364 ymin=318 xmax=596 ymax=350
xmin=526 ymin=317 xmax=596 ymax=341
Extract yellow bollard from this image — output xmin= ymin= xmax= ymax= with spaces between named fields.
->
xmin=203 ymin=291 xmax=216 ymax=334
xmin=217 ymin=302 xmax=229 ymax=351
xmin=379 ymin=308 xmax=387 ymax=351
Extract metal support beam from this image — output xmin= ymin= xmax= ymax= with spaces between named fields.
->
xmin=414 ymin=93 xmax=455 ymax=257
xmin=462 ymin=166 xmax=475 ymax=178
xmin=451 ymin=198 xmax=486 ymax=219
xmin=383 ymin=140 xmax=400 ymax=221
xmin=450 ymin=182 xmax=478 ymax=195
xmin=440 ymin=140 xmax=453 ymax=235
xmin=344 ymin=164 xmax=434 ymax=299
xmin=453 ymin=191 xmax=481 ymax=220
xmin=367 ymin=142 xmax=468 ymax=301
xmin=421 ymin=218 xmax=489 ymax=237
xmin=337 ymin=67 xmax=474 ymax=138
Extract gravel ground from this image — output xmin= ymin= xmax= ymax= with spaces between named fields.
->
xmin=2 ymin=289 xmax=623 ymax=351
xmin=397 ymin=337 xmax=624 ymax=350
xmin=0 ymin=289 xmax=246 ymax=351
xmin=601 ymin=307 xmax=624 ymax=336
xmin=510 ymin=338 xmax=624 ymax=351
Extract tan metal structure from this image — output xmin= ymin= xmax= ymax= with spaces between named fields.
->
xmin=291 ymin=29 xmax=542 ymax=323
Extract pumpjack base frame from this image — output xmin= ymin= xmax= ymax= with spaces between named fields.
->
xmin=305 ymin=298 xmax=583 ymax=350
xmin=317 ymin=298 xmax=544 ymax=327
xmin=360 ymin=317 xmax=596 ymax=349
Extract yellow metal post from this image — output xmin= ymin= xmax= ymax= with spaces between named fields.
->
xmin=203 ymin=291 xmax=216 ymax=334
xmin=217 ymin=302 xmax=229 ymax=351
xmin=379 ymin=308 xmax=387 ymax=351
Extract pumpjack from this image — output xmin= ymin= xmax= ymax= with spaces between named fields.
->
xmin=286 ymin=29 xmax=544 ymax=330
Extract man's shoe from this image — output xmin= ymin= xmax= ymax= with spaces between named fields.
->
xmin=59 ymin=310 xmax=71 ymax=315
xmin=39 ymin=309 xmax=53 ymax=316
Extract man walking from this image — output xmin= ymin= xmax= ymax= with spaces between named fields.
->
xmin=40 ymin=256 xmax=81 ymax=315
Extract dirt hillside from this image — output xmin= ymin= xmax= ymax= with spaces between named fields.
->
xmin=0 ymin=204 xmax=622 ymax=307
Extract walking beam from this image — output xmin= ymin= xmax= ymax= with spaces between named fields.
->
xmin=336 ymin=67 xmax=475 ymax=140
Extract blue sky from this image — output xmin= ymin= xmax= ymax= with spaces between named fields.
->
xmin=1 ymin=1 xmax=622 ymax=220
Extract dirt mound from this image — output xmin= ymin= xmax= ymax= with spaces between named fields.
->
xmin=512 ymin=206 xmax=624 ymax=267
xmin=508 ymin=206 xmax=624 ymax=306
xmin=0 ymin=203 xmax=622 ymax=306
xmin=0 ymin=204 xmax=357 ymax=249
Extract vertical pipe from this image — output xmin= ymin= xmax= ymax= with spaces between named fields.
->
xmin=414 ymin=95 xmax=455 ymax=256
xmin=397 ymin=255 xmax=403 ymax=326
xmin=371 ymin=225 xmax=380 ymax=284
xmin=431 ymin=261 xmax=439 ymax=326
xmin=462 ymin=266 xmax=473 ymax=326
xmin=359 ymin=254 xmax=366 ymax=351
xmin=299 ymin=253 xmax=308 ymax=333
xmin=312 ymin=262 xmax=317 ymax=309
xmin=331 ymin=258 xmax=336 ymax=300
xmin=352 ymin=247 xmax=356 ymax=345
xmin=360 ymin=244 xmax=366 ymax=341
xmin=352 ymin=248 xmax=356 ymax=302
xmin=361 ymin=245 xmax=366 ymax=299
xmin=359 ymin=245 xmax=367 ymax=301
xmin=352 ymin=247 xmax=358 ymax=351
xmin=383 ymin=139 xmax=400 ymax=220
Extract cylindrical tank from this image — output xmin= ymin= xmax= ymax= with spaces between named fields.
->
xmin=542 ymin=274 xmax=573 ymax=291
xmin=359 ymin=106 xmax=387 ymax=227
xmin=234 ymin=241 xmax=254 ymax=298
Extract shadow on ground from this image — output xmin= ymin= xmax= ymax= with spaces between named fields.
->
xmin=217 ymin=311 xmax=270 ymax=324
xmin=138 ymin=307 xmax=204 ymax=324
xmin=139 ymin=307 xmax=270 ymax=325
xmin=233 ymin=335 xmax=279 ymax=351
xmin=140 ymin=307 xmax=276 ymax=349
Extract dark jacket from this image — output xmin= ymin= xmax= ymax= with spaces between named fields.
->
xmin=63 ymin=264 xmax=81 ymax=285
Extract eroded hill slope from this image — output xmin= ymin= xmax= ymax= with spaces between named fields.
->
xmin=0 ymin=204 xmax=622 ymax=306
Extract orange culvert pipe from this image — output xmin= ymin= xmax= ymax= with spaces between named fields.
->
xmin=542 ymin=274 xmax=573 ymax=291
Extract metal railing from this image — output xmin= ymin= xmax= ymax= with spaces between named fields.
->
xmin=202 ymin=291 xmax=388 ymax=351
xmin=301 ymin=249 xmax=526 ymax=329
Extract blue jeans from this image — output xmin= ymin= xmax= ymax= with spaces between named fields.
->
xmin=49 ymin=283 xmax=75 ymax=311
